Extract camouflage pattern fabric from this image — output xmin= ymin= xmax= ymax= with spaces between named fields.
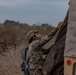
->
xmin=26 ymin=27 xmax=59 ymax=75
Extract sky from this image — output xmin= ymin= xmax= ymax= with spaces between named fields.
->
xmin=0 ymin=0 xmax=69 ymax=26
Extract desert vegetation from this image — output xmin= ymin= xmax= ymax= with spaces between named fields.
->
xmin=0 ymin=20 xmax=54 ymax=54
xmin=0 ymin=20 xmax=55 ymax=75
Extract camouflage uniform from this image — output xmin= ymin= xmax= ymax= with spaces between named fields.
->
xmin=26 ymin=27 xmax=59 ymax=75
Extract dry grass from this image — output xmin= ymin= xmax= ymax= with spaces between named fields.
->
xmin=0 ymin=20 xmax=54 ymax=75
xmin=0 ymin=20 xmax=54 ymax=54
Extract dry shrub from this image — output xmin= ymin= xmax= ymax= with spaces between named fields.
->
xmin=0 ymin=20 xmax=54 ymax=54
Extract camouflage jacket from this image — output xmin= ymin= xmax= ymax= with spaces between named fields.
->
xmin=26 ymin=27 xmax=59 ymax=69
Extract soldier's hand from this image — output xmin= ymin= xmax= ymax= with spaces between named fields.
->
xmin=57 ymin=21 xmax=63 ymax=28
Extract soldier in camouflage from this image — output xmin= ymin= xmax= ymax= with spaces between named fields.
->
xmin=26 ymin=22 xmax=63 ymax=75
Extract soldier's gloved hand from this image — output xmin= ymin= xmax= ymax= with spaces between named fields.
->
xmin=57 ymin=21 xmax=63 ymax=28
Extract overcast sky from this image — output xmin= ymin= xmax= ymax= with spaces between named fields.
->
xmin=0 ymin=0 xmax=69 ymax=26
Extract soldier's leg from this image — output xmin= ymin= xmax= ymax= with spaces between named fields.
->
xmin=42 ymin=66 xmax=50 ymax=75
xmin=35 ymin=68 xmax=44 ymax=75
xmin=28 ymin=68 xmax=43 ymax=75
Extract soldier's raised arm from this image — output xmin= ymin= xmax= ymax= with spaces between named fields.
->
xmin=25 ymin=22 xmax=63 ymax=75
xmin=36 ymin=22 xmax=63 ymax=47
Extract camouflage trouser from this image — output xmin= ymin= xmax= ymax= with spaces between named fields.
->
xmin=28 ymin=67 xmax=50 ymax=75
xmin=28 ymin=68 xmax=43 ymax=75
xmin=28 ymin=60 xmax=49 ymax=75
